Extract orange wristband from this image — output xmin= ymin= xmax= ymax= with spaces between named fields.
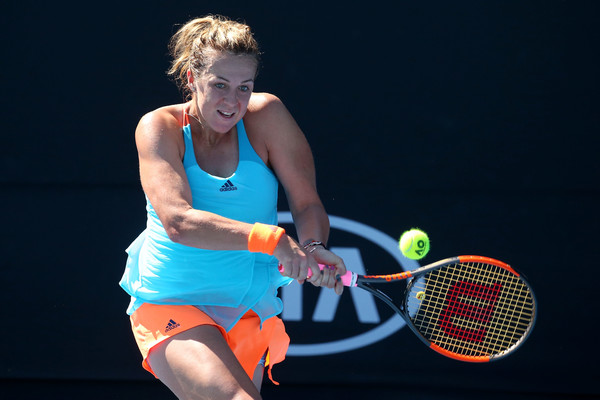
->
xmin=248 ymin=223 xmax=286 ymax=255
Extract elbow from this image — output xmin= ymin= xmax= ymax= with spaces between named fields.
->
xmin=165 ymin=225 xmax=185 ymax=244
xmin=162 ymin=214 xmax=190 ymax=245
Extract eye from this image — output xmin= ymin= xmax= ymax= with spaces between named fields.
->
xmin=239 ymin=85 xmax=251 ymax=93
xmin=215 ymin=83 xmax=226 ymax=89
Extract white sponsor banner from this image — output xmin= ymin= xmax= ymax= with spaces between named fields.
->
xmin=277 ymin=213 xmax=420 ymax=356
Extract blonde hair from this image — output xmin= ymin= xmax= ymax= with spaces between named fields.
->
xmin=167 ymin=15 xmax=260 ymax=95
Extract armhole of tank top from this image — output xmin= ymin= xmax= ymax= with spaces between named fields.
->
xmin=237 ymin=119 xmax=270 ymax=170
xmin=182 ymin=105 xmax=190 ymax=127
xmin=181 ymin=108 xmax=193 ymax=164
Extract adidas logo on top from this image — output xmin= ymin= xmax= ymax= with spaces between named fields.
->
xmin=220 ymin=180 xmax=238 ymax=192
xmin=165 ymin=319 xmax=181 ymax=333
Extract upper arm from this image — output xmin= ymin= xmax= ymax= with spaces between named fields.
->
xmin=135 ymin=109 xmax=193 ymax=233
xmin=245 ymin=94 xmax=321 ymax=213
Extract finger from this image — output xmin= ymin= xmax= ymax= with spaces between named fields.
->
xmin=334 ymin=278 xmax=344 ymax=295
xmin=320 ymin=266 xmax=335 ymax=288
xmin=334 ymin=261 xmax=347 ymax=277
xmin=283 ymin=262 xmax=301 ymax=280
xmin=298 ymin=263 xmax=311 ymax=282
xmin=307 ymin=264 xmax=323 ymax=286
xmin=326 ymin=265 xmax=342 ymax=288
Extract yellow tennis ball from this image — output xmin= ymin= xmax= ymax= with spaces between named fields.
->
xmin=399 ymin=228 xmax=430 ymax=260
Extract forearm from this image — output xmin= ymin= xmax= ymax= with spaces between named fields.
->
xmin=164 ymin=208 xmax=254 ymax=250
xmin=285 ymin=201 xmax=347 ymax=295
xmin=290 ymin=202 xmax=330 ymax=246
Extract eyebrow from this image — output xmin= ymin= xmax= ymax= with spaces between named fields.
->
xmin=216 ymin=76 xmax=255 ymax=83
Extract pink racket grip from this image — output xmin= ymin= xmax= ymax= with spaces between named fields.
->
xmin=278 ymin=263 xmax=357 ymax=287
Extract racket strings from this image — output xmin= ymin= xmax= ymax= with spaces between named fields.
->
xmin=407 ymin=261 xmax=535 ymax=358
xmin=426 ymin=263 xmax=532 ymax=355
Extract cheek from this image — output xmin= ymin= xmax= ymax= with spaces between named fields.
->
xmin=238 ymin=96 xmax=252 ymax=115
xmin=198 ymin=91 xmax=222 ymax=112
xmin=238 ymin=91 xmax=253 ymax=106
xmin=238 ymin=94 xmax=250 ymax=106
xmin=202 ymin=88 xmax=219 ymax=102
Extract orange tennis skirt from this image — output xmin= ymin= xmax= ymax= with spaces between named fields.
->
xmin=129 ymin=303 xmax=290 ymax=384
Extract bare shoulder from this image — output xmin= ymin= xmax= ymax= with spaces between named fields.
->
xmin=244 ymin=92 xmax=299 ymax=139
xmin=135 ymin=104 xmax=185 ymax=156
xmin=245 ymin=92 xmax=313 ymax=179
xmin=247 ymin=92 xmax=285 ymax=115
xmin=137 ymin=104 xmax=183 ymax=137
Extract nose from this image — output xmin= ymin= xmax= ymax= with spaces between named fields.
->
xmin=223 ymin=88 xmax=237 ymax=106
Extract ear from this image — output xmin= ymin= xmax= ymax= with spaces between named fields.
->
xmin=187 ymin=70 xmax=195 ymax=91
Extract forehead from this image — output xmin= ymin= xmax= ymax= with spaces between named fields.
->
xmin=203 ymin=51 xmax=258 ymax=79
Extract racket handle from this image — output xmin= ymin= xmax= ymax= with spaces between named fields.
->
xmin=278 ymin=263 xmax=356 ymax=287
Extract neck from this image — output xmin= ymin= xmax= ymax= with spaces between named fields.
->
xmin=185 ymin=102 xmax=204 ymax=126
xmin=185 ymin=105 xmax=233 ymax=148
xmin=187 ymin=111 xmax=202 ymax=126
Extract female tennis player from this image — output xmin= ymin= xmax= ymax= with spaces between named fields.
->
xmin=119 ymin=15 xmax=347 ymax=400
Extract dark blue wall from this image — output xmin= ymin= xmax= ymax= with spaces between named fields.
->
xmin=2 ymin=1 xmax=598 ymax=398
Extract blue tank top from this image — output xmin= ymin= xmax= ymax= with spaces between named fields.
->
xmin=119 ymin=114 xmax=292 ymax=330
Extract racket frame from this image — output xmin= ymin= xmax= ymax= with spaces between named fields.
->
xmin=353 ymin=256 xmax=537 ymax=362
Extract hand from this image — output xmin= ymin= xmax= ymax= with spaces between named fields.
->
xmin=305 ymin=246 xmax=347 ymax=295
xmin=275 ymin=237 xmax=347 ymax=295
xmin=273 ymin=234 xmax=313 ymax=283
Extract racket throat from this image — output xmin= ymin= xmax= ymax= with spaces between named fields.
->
xmin=359 ymin=283 xmax=405 ymax=319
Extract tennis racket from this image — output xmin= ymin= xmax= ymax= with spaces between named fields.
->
xmin=280 ymin=255 xmax=536 ymax=362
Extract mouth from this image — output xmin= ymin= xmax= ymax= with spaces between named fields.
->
xmin=218 ymin=110 xmax=235 ymax=118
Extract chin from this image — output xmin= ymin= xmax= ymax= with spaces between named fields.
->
xmin=214 ymin=116 xmax=241 ymax=132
